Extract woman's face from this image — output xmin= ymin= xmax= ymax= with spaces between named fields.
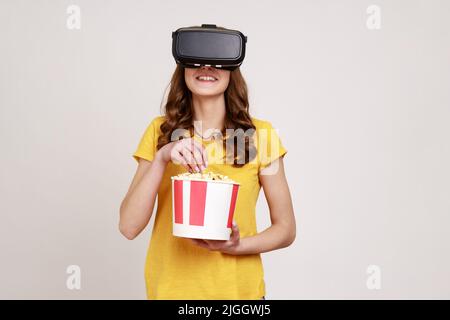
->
xmin=184 ymin=66 xmax=231 ymax=97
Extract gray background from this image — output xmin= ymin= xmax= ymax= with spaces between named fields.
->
xmin=1 ymin=0 xmax=449 ymax=299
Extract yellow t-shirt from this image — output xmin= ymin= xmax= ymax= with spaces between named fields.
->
xmin=132 ymin=115 xmax=287 ymax=299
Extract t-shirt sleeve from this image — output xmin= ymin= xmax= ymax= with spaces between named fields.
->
xmin=256 ymin=120 xmax=288 ymax=171
xmin=132 ymin=117 xmax=161 ymax=163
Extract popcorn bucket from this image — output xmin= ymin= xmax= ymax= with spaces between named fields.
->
xmin=171 ymin=175 xmax=240 ymax=240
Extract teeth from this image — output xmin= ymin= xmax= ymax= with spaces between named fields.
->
xmin=197 ymin=76 xmax=216 ymax=81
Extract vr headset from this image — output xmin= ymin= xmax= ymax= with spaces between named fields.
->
xmin=172 ymin=24 xmax=247 ymax=71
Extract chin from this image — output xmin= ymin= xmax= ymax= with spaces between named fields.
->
xmin=191 ymin=88 xmax=224 ymax=97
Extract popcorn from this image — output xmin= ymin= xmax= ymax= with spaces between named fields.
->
xmin=174 ymin=171 xmax=235 ymax=183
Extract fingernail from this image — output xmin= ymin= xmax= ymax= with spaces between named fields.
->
xmin=195 ymin=166 xmax=200 ymax=172
xmin=200 ymin=165 xmax=205 ymax=171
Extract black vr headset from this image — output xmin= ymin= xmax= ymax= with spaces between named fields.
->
xmin=172 ymin=24 xmax=247 ymax=71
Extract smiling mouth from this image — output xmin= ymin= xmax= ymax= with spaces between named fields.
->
xmin=195 ymin=75 xmax=218 ymax=82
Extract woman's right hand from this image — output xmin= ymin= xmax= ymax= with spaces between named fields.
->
xmin=156 ymin=137 xmax=208 ymax=173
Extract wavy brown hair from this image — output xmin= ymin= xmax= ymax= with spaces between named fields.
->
xmin=156 ymin=64 xmax=257 ymax=167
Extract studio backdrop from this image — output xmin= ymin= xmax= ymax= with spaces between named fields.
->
xmin=1 ymin=0 xmax=449 ymax=299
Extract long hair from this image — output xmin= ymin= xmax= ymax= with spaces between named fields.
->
xmin=156 ymin=64 xmax=257 ymax=167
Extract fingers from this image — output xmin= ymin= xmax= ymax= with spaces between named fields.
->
xmin=171 ymin=149 xmax=191 ymax=172
xmin=190 ymin=238 xmax=210 ymax=249
xmin=179 ymin=147 xmax=198 ymax=172
xmin=188 ymin=138 xmax=208 ymax=171
xmin=190 ymin=145 xmax=205 ymax=172
xmin=175 ymin=138 xmax=208 ymax=172
xmin=230 ymin=221 xmax=240 ymax=243
xmin=170 ymin=139 xmax=198 ymax=172
xmin=192 ymin=139 xmax=209 ymax=169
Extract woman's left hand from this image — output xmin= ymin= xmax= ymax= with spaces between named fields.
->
xmin=190 ymin=221 xmax=241 ymax=254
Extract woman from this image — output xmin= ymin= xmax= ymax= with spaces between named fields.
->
xmin=119 ymin=54 xmax=296 ymax=299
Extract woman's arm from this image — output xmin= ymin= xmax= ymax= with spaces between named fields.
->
xmin=191 ymin=157 xmax=296 ymax=255
xmin=119 ymin=153 xmax=167 ymax=240
xmin=119 ymin=138 xmax=208 ymax=240
xmin=236 ymin=156 xmax=296 ymax=254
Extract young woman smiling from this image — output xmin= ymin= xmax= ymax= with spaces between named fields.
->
xmin=119 ymin=62 xmax=296 ymax=300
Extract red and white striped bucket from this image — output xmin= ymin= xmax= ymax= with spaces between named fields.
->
xmin=171 ymin=177 xmax=240 ymax=240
